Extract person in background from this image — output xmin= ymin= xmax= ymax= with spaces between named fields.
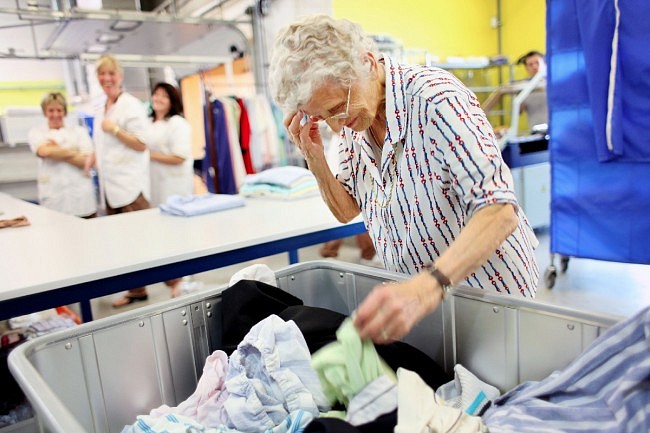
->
xmin=319 ymin=233 xmax=378 ymax=265
xmin=270 ymin=15 xmax=539 ymax=343
xmin=482 ymin=50 xmax=548 ymax=136
xmin=85 ymin=54 xmax=152 ymax=308
xmin=148 ymin=82 xmax=194 ymax=297
xmin=28 ymin=92 xmax=97 ymax=218
xmin=516 ymin=50 xmax=548 ymax=131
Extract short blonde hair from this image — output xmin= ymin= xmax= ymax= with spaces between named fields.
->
xmin=40 ymin=92 xmax=67 ymax=115
xmin=95 ymin=54 xmax=123 ymax=76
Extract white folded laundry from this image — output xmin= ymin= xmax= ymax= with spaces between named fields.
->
xmin=242 ymin=166 xmax=313 ymax=188
xmin=160 ymin=193 xmax=245 ymax=216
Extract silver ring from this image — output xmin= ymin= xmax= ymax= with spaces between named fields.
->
xmin=381 ymin=329 xmax=389 ymax=340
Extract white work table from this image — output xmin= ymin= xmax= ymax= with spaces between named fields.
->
xmin=0 ymin=193 xmax=366 ymax=321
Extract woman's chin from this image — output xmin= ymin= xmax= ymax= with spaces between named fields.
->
xmin=346 ymin=116 xmax=361 ymax=130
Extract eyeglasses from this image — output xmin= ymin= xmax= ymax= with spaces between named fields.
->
xmin=305 ymin=83 xmax=351 ymax=124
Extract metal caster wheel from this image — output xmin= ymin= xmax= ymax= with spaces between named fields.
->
xmin=544 ymin=265 xmax=557 ymax=289
xmin=560 ymin=256 xmax=570 ymax=273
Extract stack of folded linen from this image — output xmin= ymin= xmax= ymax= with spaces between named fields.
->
xmin=160 ymin=193 xmax=245 ymax=216
xmin=239 ymin=165 xmax=319 ymax=200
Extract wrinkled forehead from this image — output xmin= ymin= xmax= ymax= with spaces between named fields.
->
xmin=299 ymin=81 xmax=346 ymax=113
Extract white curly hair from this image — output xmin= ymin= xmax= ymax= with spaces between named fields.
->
xmin=268 ymin=14 xmax=377 ymax=113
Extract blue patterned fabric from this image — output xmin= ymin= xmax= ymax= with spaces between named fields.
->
xmin=482 ymin=304 xmax=650 ymax=433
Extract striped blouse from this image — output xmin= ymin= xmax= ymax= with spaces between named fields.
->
xmin=336 ymin=56 xmax=539 ymax=297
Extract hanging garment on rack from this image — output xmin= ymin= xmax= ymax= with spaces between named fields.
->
xmin=244 ymin=95 xmax=281 ymax=171
xmin=236 ymin=97 xmax=255 ymax=174
xmin=218 ymin=97 xmax=247 ymax=190
xmin=203 ymin=99 xmax=237 ymax=194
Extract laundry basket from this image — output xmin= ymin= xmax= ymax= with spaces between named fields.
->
xmin=9 ymin=260 xmax=621 ymax=433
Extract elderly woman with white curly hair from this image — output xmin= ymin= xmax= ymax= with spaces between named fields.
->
xmin=269 ymin=14 xmax=539 ymax=343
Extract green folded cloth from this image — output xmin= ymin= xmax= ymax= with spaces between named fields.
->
xmin=311 ymin=318 xmax=396 ymax=407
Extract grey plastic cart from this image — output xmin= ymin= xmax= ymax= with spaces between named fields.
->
xmin=9 ymin=260 xmax=622 ymax=433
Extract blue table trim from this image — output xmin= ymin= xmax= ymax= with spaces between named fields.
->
xmin=502 ymin=134 xmax=549 ymax=168
xmin=0 ymin=221 xmax=366 ymax=322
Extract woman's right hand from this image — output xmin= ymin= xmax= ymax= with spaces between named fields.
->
xmin=83 ymin=152 xmax=96 ymax=176
xmin=283 ymin=111 xmax=325 ymax=162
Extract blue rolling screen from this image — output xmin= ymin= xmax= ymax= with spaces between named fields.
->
xmin=547 ymin=0 xmax=650 ymax=264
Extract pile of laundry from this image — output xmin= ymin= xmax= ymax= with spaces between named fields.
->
xmin=120 ymin=268 xmax=498 ymax=433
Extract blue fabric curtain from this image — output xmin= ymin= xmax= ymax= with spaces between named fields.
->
xmin=547 ymin=0 xmax=650 ymax=263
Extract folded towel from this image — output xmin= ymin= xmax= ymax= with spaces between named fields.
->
xmin=160 ymin=194 xmax=245 ymax=217
xmin=243 ymin=166 xmax=313 ymax=188
xmin=239 ymin=177 xmax=319 ymax=200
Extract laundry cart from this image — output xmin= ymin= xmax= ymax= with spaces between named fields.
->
xmin=9 ymin=260 xmax=621 ymax=433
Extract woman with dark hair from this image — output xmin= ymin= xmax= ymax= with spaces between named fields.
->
xmin=148 ymin=82 xmax=193 ymax=209
xmin=148 ymin=82 xmax=193 ymax=297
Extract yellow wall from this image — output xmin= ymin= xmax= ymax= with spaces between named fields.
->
xmin=0 ymin=81 xmax=66 ymax=114
xmin=501 ymin=1 xmax=546 ymax=80
xmin=333 ymin=1 xmax=498 ymax=59
xmin=333 ymin=0 xmax=545 ymax=72
xmin=333 ymin=0 xmax=546 ymax=128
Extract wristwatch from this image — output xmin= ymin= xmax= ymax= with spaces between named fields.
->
xmin=425 ymin=263 xmax=452 ymax=300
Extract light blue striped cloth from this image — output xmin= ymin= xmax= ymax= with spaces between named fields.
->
xmin=483 ymin=305 xmax=650 ymax=433
xmin=223 ymin=315 xmax=329 ymax=432
xmin=121 ymin=410 xmax=313 ymax=433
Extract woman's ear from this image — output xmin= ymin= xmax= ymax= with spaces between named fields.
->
xmin=364 ymin=52 xmax=378 ymax=77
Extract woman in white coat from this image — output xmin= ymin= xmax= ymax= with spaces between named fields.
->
xmin=28 ymin=92 xmax=97 ymax=218
xmin=148 ymin=82 xmax=193 ymax=208
xmin=87 ymin=54 xmax=152 ymax=308
xmin=148 ymin=82 xmax=194 ymax=297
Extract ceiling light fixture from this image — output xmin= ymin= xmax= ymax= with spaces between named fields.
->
xmin=110 ymin=20 xmax=142 ymax=32
xmin=85 ymin=44 xmax=108 ymax=54
xmin=96 ymin=33 xmax=123 ymax=44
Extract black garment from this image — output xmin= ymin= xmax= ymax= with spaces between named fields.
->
xmin=279 ymin=305 xmax=451 ymax=390
xmin=221 ymin=280 xmax=451 ymax=390
xmin=304 ymin=410 xmax=397 ymax=433
xmin=376 ymin=341 xmax=451 ymax=390
xmin=221 ymin=279 xmax=302 ymax=354
xmin=0 ymin=335 xmax=28 ymax=414
xmin=277 ymin=305 xmax=346 ymax=353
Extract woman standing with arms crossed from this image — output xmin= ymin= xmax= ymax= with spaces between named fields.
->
xmin=148 ymin=82 xmax=194 ymax=297
xmin=86 ymin=54 xmax=152 ymax=308
xmin=29 ymin=92 xmax=97 ymax=218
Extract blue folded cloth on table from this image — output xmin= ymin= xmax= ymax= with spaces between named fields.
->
xmin=160 ymin=194 xmax=245 ymax=216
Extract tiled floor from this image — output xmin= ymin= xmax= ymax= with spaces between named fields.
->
xmin=91 ymin=228 xmax=650 ymax=321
